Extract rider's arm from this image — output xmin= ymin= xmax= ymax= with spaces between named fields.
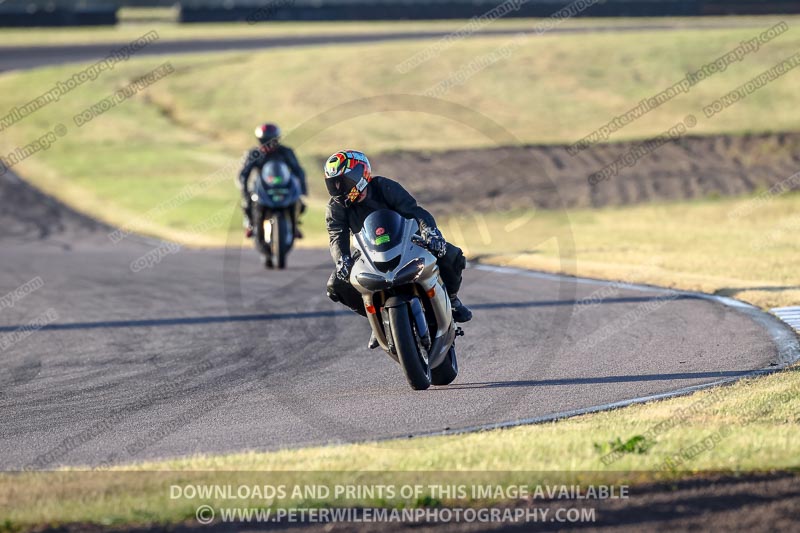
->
xmin=325 ymin=201 xmax=351 ymax=263
xmin=380 ymin=178 xmax=437 ymax=232
xmin=238 ymin=149 xmax=261 ymax=197
xmin=282 ymin=146 xmax=308 ymax=196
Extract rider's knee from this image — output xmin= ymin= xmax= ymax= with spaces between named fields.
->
xmin=441 ymin=243 xmax=465 ymax=269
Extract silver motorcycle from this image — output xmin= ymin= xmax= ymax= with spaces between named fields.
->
xmin=350 ymin=209 xmax=463 ymax=390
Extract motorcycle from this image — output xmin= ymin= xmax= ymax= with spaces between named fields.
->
xmin=249 ymin=159 xmax=302 ymax=269
xmin=350 ymin=209 xmax=463 ymax=390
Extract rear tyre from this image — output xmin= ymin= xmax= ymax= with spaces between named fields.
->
xmin=431 ymin=344 xmax=459 ymax=386
xmin=388 ymin=305 xmax=431 ymax=390
xmin=272 ymin=213 xmax=291 ymax=269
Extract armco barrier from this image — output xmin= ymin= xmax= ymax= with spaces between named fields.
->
xmin=0 ymin=2 xmax=117 ymax=27
xmin=3 ymin=0 xmax=800 ymax=28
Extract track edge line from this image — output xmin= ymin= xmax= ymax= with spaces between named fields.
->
xmin=394 ymin=262 xmax=800 ymax=441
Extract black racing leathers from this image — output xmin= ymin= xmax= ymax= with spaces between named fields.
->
xmin=238 ymin=144 xmax=307 ymax=224
xmin=325 ymin=176 xmax=466 ymax=316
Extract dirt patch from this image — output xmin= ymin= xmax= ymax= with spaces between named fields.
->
xmin=0 ymin=170 xmax=111 ymax=246
xmin=5 ymin=131 xmax=800 ymax=247
xmin=366 ymin=132 xmax=800 ymax=213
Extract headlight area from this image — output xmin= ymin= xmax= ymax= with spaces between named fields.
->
xmin=393 ymin=258 xmax=425 ymax=285
xmin=356 ymin=258 xmax=425 ymax=291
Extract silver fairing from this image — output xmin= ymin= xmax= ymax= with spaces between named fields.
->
xmin=350 ymin=216 xmax=455 ymax=367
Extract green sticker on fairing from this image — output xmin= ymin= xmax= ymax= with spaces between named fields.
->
xmin=375 ymin=235 xmax=391 ymax=245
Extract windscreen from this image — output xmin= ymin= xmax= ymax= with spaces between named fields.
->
xmin=260 ymin=160 xmax=292 ymax=188
xmin=255 ymin=160 xmax=299 ymax=206
xmin=358 ymin=209 xmax=406 ymax=254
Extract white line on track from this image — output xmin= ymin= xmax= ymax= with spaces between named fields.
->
xmin=390 ymin=263 xmax=800 ymax=440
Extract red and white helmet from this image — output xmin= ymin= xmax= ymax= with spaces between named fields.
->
xmin=254 ymin=123 xmax=281 ymax=145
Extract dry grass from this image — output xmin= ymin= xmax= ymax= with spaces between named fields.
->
xmin=1 ymin=365 xmax=798 ymax=527
xmin=2 ymin=22 xmax=799 ymax=244
xmin=437 ymin=194 xmax=800 ymax=310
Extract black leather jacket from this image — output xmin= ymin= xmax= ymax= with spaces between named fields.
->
xmin=238 ymin=144 xmax=307 ymax=197
xmin=325 ymin=176 xmax=437 ymax=264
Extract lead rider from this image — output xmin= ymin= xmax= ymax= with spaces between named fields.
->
xmin=324 ymin=149 xmax=472 ymax=349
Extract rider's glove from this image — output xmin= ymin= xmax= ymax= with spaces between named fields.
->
xmin=336 ymin=255 xmax=355 ymax=282
xmin=422 ymin=227 xmax=447 ymax=258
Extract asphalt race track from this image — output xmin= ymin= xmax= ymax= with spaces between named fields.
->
xmin=0 ymin=171 xmax=791 ymax=470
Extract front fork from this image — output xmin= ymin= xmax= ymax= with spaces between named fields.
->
xmin=372 ymin=295 xmax=430 ymax=357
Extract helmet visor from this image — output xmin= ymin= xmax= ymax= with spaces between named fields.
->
xmin=325 ymin=175 xmax=358 ymax=198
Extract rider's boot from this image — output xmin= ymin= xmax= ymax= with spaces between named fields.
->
xmin=450 ymin=294 xmax=473 ymax=323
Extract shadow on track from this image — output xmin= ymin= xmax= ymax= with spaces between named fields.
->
xmin=0 ymin=295 xmax=700 ymax=333
xmin=0 ymin=310 xmax=352 ymax=333
xmin=441 ymin=370 xmax=757 ymax=390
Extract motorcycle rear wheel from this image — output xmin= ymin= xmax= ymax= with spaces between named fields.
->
xmin=431 ymin=344 xmax=458 ymax=386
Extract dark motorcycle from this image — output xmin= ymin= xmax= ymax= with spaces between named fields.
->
xmin=249 ymin=160 xmax=301 ymax=269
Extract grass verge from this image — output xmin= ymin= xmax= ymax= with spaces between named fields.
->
xmin=1 ymin=21 xmax=799 ymax=245
xmin=437 ymin=193 xmax=800 ymax=310
xmin=1 ymin=364 xmax=798 ymax=527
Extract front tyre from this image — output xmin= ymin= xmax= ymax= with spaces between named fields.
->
xmin=388 ymin=305 xmax=431 ymax=390
xmin=271 ymin=213 xmax=292 ymax=269
xmin=431 ymin=344 xmax=459 ymax=386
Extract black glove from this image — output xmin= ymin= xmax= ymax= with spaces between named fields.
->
xmin=336 ymin=255 xmax=354 ymax=282
xmin=422 ymin=227 xmax=447 ymax=258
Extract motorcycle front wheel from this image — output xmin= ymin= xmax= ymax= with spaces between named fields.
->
xmin=271 ymin=212 xmax=292 ymax=269
xmin=388 ymin=305 xmax=432 ymax=391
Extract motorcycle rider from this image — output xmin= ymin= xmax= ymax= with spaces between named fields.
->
xmin=238 ymin=123 xmax=307 ymax=266
xmin=323 ymin=149 xmax=472 ymax=349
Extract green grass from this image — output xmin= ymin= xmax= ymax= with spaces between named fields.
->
xmin=437 ymin=193 xmax=800 ymax=310
xmin=2 ymin=21 xmax=799 ymax=246
xmin=2 ymin=364 xmax=798 ymax=527
xmin=116 ymin=7 xmax=180 ymax=25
